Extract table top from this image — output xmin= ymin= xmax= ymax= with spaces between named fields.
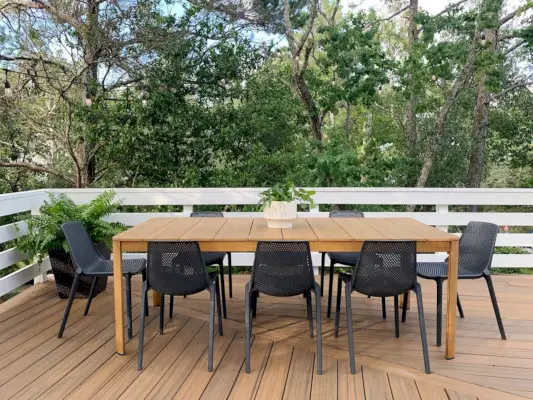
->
xmin=113 ymin=217 xmax=458 ymax=244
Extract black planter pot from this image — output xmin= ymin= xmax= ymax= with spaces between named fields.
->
xmin=48 ymin=244 xmax=109 ymax=299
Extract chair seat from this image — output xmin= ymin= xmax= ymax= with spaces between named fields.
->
xmin=203 ymin=252 xmax=226 ymax=265
xmin=208 ymin=271 xmax=218 ymax=282
xmin=85 ymin=258 xmax=146 ymax=276
xmin=328 ymin=252 xmax=359 ymax=266
xmin=339 ymin=271 xmax=353 ymax=283
xmin=417 ymin=262 xmax=484 ymax=279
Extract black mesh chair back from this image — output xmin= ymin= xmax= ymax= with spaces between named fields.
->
xmin=252 ymin=241 xmax=315 ymax=297
xmin=458 ymin=221 xmax=498 ymax=275
xmin=329 ymin=210 xmax=364 ymax=218
xmin=352 ymin=241 xmax=417 ymax=297
xmin=62 ymin=222 xmax=104 ymax=272
xmin=190 ymin=211 xmax=223 ymax=217
xmin=147 ymin=241 xmax=211 ymax=296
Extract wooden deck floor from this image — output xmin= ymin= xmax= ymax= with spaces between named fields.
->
xmin=1 ymin=274 xmax=532 ymax=400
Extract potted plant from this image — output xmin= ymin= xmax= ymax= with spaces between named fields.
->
xmin=15 ymin=190 xmax=125 ymax=298
xmin=259 ymin=183 xmax=316 ymax=228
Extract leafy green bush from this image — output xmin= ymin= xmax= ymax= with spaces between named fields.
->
xmin=15 ymin=191 xmax=125 ymax=262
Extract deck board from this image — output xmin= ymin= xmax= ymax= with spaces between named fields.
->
xmin=0 ymin=275 xmax=532 ymax=400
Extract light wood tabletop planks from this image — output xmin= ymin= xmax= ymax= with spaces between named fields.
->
xmin=114 ymin=217 xmax=459 ymax=245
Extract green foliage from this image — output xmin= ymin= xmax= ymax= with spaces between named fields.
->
xmin=259 ymin=182 xmax=316 ymax=209
xmin=316 ymin=12 xmax=390 ymax=110
xmin=15 ymin=191 xmax=125 ymax=261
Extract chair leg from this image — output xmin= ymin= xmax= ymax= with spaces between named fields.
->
xmin=218 ymin=263 xmax=227 ymax=319
xmin=327 ymin=261 xmax=335 ymax=318
xmin=402 ymin=293 xmax=408 ymax=322
xmin=306 ymin=290 xmax=314 ymax=338
xmin=382 ymin=297 xmax=386 ymax=319
xmin=334 ymin=274 xmax=342 ymax=338
xmin=137 ymin=281 xmax=148 ymax=370
xmin=160 ymin=294 xmax=165 ymax=335
xmin=252 ymin=291 xmax=258 ymax=318
xmin=126 ymin=274 xmax=133 ymax=340
xmin=208 ymin=285 xmax=215 ymax=372
xmin=485 ymin=275 xmax=506 ymax=340
xmin=215 ymin=275 xmax=224 ymax=336
xmin=228 ymin=253 xmax=233 ymax=298
xmin=58 ymin=271 xmax=81 ymax=338
xmin=320 ymin=253 xmax=326 ymax=291
xmin=457 ymin=293 xmax=465 ymax=318
xmin=245 ymin=283 xmax=252 ymax=374
xmin=414 ymin=284 xmax=431 ymax=374
xmin=394 ymin=295 xmax=399 ymax=338
xmin=84 ymin=277 xmax=97 ymax=316
xmin=314 ymin=283 xmax=323 ymax=375
xmin=142 ymin=270 xmax=148 ymax=316
xmin=169 ymin=295 xmax=174 ymax=319
xmin=345 ymin=286 xmax=356 ymax=374
xmin=436 ymin=278 xmax=443 ymax=347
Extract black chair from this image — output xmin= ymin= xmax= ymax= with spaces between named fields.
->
xmin=335 ymin=241 xmax=430 ymax=374
xmin=245 ymin=241 xmax=322 ymax=374
xmin=58 ymin=222 xmax=147 ymax=340
xmin=322 ymin=210 xmax=389 ymax=319
xmin=138 ymin=241 xmax=223 ymax=371
xmin=416 ymin=221 xmax=506 ymax=346
xmin=169 ymin=211 xmax=230 ymax=319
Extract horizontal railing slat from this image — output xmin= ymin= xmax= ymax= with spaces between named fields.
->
xmin=0 ymin=248 xmax=27 ymax=271
xmin=121 ymin=252 xmax=530 ymax=269
xmin=0 ymin=262 xmax=41 ymax=297
xmin=0 ymin=222 xmax=27 ymax=245
xmin=108 ymin=212 xmax=533 ymax=226
xmin=0 ymin=190 xmax=45 ymax=217
xmin=52 ymin=187 xmax=533 ymax=206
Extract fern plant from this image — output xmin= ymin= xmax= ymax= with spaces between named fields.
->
xmin=16 ymin=190 xmax=125 ymax=262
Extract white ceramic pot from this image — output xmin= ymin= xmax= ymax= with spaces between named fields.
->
xmin=264 ymin=201 xmax=297 ymax=228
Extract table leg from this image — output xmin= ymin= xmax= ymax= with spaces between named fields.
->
xmin=445 ymin=240 xmax=459 ymax=359
xmin=152 ymin=291 xmax=161 ymax=306
xmin=403 ymin=292 xmax=411 ymax=310
xmin=113 ymin=240 xmax=125 ymax=355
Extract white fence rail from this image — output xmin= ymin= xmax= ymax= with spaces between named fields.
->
xmin=2 ymin=187 xmax=533 ymax=297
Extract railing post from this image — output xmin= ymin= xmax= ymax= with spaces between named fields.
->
xmin=31 ymin=207 xmax=49 ymax=284
xmin=436 ymin=204 xmax=449 ymax=232
xmin=309 ymin=204 xmax=320 ymax=275
xmin=183 ymin=205 xmax=193 ymax=215
xmin=34 ymin=257 xmax=50 ymax=284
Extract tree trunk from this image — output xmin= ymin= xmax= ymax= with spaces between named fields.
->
xmin=412 ymin=35 xmax=478 ymax=189
xmin=406 ymin=0 xmax=419 ymax=146
xmin=467 ymin=29 xmax=497 ymax=191
xmin=85 ymin=0 xmax=100 ymax=186
xmin=345 ymin=102 xmax=351 ymax=139
xmin=467 ymin=80 xmax=491 ymax=190
xmin=407 ymin=34 xmax=478 ymax=211
xmin=293 ymin=65 xmax=322 ymax=141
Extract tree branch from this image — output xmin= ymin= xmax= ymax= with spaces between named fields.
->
xmin=418 ymin=0 xmax=468 ymax=33
xmin=505 ymin=39 xmax=527 ymax=55
xmin=0 ymin=1 xmax=83 ymax=30
xmin=0 ymin=161 xmax=74 ymax=184
xmin=500 ymin=2 xmax=533 ymax=26
xmin=381 ymin=4 xmax=410 ymax=23
xmin=491 ymin=81 xmax=533 ymax=100
xmin=295 ymin=0 xmax=318 ymax=56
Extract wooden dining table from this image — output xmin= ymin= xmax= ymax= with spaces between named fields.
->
xmin=112 ymin=217 xmax=459 ymax=359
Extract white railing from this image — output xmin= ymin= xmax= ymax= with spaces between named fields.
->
xmin=2 ymin=187 xmax=533 ymax=297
